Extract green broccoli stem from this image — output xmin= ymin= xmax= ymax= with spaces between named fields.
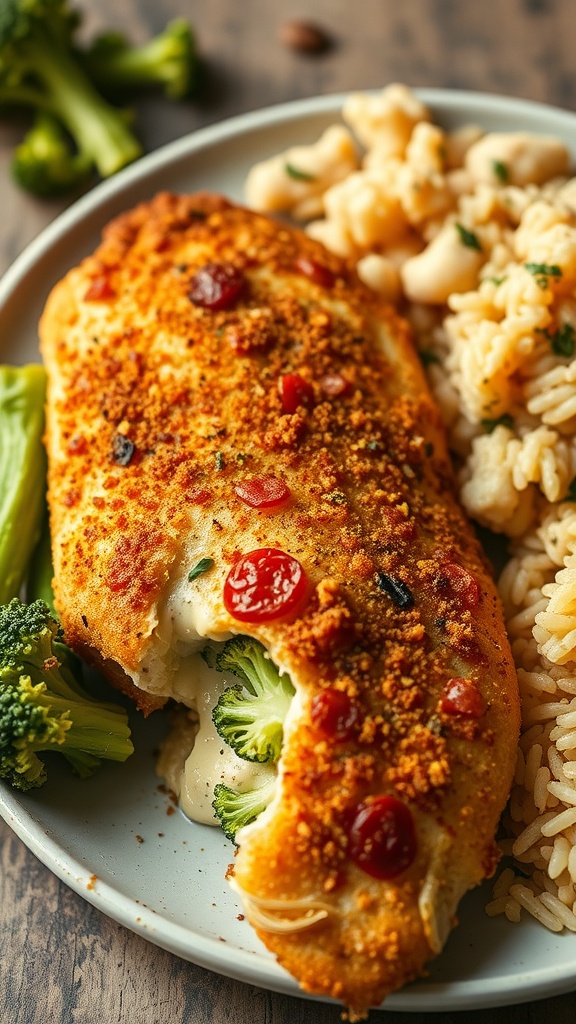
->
xmin=21 ymin=25 xmax=142 ymax=177
xmin=0 ymin=366 xmax=46 ymax=605
xmin=83 ymin=20 xmax=196 ymax=100
xmin=22 ymin=684 xmax=133 ymax=761
xmin=0 ymin=84 xmax=55 ymax=111
xmin=26 ymin=514 xmax=56 ymax=615
xmin=20 ymin=630 xmax=125 ymax=716
xmin=59 ymin=747 xmax=101 ymax=777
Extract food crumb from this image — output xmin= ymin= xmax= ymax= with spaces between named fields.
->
xmin=279 ymin=19 xmax=332 ymax=53
xmin=135 ymin=835 xmax=144 ymax=843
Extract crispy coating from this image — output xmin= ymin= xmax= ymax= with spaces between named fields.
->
xmin=40 ymin=192 xmax=520 ymax=1017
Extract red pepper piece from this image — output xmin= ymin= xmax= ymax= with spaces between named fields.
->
xmin=440 ymin=677 xmax=486 ymax=718
xmin=438 ymin=562 xmax=480 ymax=610
xmin=84 ymin=275 xmax=115 ymax=301
xmin=235 ymin=475 xmax=291 ymax=509
xmin=294 ymin=255 xmax=336 ymax=288
xmin=279 ymin=373 xmax=314 ymax=414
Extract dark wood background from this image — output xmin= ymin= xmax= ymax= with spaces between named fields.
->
xmin=2 ymin=1 xmax=576 ymax=1021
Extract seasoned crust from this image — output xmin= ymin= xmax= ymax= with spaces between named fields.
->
xmin=40 ymin=192 xmax=520 ymax=1014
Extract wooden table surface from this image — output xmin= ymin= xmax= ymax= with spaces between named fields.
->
xmin=2 ymin=1 xmax=576 ymax=1022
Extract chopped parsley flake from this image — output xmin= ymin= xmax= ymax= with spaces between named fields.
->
xmin=549 ymin=323 xmax=576 ymax=357
xmin=492 ymin=159 xmax=509 ymax=183
xmin=188 ymin=557 xmax=214 ymax=582
xmin=455 ymin=223 xmax=482 ymax=251
xmin=215 ymin=451 xmax=226 ymax=471
xmin=481 ymin=414 xmax=514 ymax=433
xmin=284 ymin=162 xmax=317 ymax=182
xmin=525 ymin=262 xmax=563 ymax=288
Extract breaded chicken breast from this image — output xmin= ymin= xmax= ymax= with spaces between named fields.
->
xmin=40 ymin=192 xmax=520 ymax=1018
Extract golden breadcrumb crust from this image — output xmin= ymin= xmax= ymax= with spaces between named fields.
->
xmin=40 ymin=192 xmax=520 ymax=1016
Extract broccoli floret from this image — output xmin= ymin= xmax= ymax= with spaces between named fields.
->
xmin=0 ymin=0 xmax=142 ymax=186
xmin=12 ymin=111 xmax=90 ymax=196
xmin=82 ymin=18 xmax=197 ymax=101
xmin=212 ymin=775 xmax=276 ymax=844
xmin=205 ymin=636 xmax=295 ymax=763
xmin=0 ymin=365 xmax=46 ymax=605
xmin=0 ymin=597 xmax=133 ymax=790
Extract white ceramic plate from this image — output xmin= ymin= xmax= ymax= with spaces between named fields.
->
xmin=2 ymin=89 xmax=576 ymax=1014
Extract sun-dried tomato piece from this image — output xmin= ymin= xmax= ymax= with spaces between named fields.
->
xmin=189 ymin=262 xmax=246 ymax=310
xmin=223 ymin=547 xmax=307 ymax=622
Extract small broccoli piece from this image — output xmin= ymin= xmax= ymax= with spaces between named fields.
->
xmin=212 ymin=775 xmax=276 ymax=844
xmin=0 ymin=598 xmax=133 ymax=790
xmin=0 ymin=0 xmax=142 ymax=183
xmin=0 ymin=365 xmax=46 ymax=605
xmin=82 ymin=18 xmax=197 ymax=101
xmin=205 ymin=636 xmax=295 ymax=763
xmin=12 ymin=112 xmax=91 ymax=197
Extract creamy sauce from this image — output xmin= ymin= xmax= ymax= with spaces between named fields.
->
xmin=165 ymin=651 xmax=276 ymax=825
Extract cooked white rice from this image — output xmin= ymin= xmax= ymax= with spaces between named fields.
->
xmin=245 ymin=83 xmax=576 ymax=933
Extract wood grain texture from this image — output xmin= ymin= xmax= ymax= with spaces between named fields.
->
xmin=2 ymin=0 xmax=576 ymax=1021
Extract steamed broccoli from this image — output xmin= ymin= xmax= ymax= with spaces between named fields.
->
xmin=0 ymin=0 xmax=142 ymax=186
xmin=212 ymin=775 xmax=276 ymax=844
xmin=0 ymin=598 xmax=133 ymax=790
xmin=0 ymin=365 xmax=46 ymax=605
xmin=12 ymin=111 xmax=91 ymax=197
xmin=203 ymin=636 xmax=294 ymax=842
xmin=205 ymin=636 xmax=295 ymax=763
xmin=81 ymin=18 xmax=197 ymax=101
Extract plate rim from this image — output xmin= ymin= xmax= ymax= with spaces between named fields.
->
xmin=3 ymin=85 xmax=576 ymax=1013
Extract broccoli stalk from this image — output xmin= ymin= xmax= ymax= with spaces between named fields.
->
xmin=0 ymin=365 xmax=46 ymax=605
xmin=206 ymin=636 xmax=295 ymax=763
xmin=202 ymin=636 xmax=294 ymax=841
xmin=212 ymin=776 xmax=277 ymax=844
xmin=25 ymin=510 xmax=56 ymax=614
xmin=82 ymin=18 xmax=197 ymax=101
xmin=0 ymin=0 xmax=142 ymax=183
xmin=12 ymin=111 xmax=91 ymax=197
xmin=0 ymin=598 xmax=133 ymax=790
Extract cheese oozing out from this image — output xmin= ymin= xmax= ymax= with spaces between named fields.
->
xmin=154 ymin=583 xmax=279 ymax=826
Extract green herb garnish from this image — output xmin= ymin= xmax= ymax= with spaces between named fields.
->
xmin=284 ymin=162 xmax=317 ymax=182
xmin=525 ymin=262 xmax=563 ymax=289
xmin=188 ymin=557 xmax=214 ymax=581
xmin=455 ymin=223 xmax=482 ymax=251
xmin=492 ymin=159 xmax=509 ymax=183
xmin=481 ymin=414 xmax=514 ymax=433
xmin=215 ymin=451 xmax=225 ymax=471
xmin=549 ymin=323 xmax=576 ymax=357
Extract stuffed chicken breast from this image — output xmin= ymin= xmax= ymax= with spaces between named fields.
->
xmin=40 ymin=192 xmax=520 ymax=1019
